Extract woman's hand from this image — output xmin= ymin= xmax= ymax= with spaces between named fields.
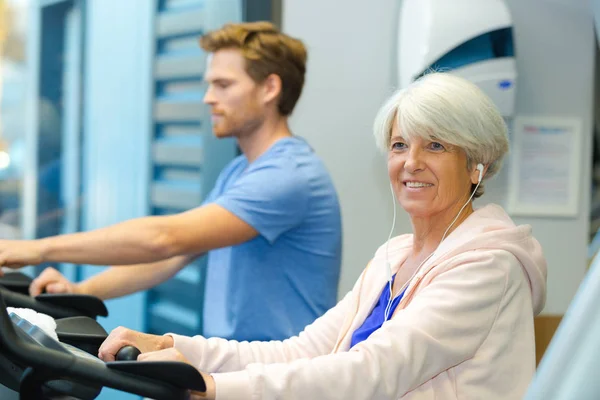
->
xmin=138 ymin=348 xmax=216 ymax=399
xmin=98 ymin=326 xmax=174 ymax=362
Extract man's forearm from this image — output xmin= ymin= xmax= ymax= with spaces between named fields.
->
xmin=76 ymin=254 xmax=200 ymax=300
xmin=39 ymin=216 xmax=176 ymax=266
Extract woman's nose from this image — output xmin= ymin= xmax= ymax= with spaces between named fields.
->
xmin=404 ymin=148 xmax=424 ymax=173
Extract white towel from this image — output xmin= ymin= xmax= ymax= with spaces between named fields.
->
xmin=7 ymin=307 xmax=59 ymax=341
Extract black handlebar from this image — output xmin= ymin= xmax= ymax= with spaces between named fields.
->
xmin=116 ymin=345 xmax=141 ymax=361
xmin=0 ymin=290 xmax=206 ymax=399
xmin=0 ymin=272 xmax=32 ymax=295
xmin=0 ymin=273 xmax=108 ymax=319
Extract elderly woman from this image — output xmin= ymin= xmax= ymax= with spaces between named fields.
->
xmin=98 ymin=72 xmax=547 ymax=400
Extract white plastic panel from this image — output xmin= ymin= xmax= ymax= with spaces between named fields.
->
xmin=398 ymin=0 xmax=513 ymax=87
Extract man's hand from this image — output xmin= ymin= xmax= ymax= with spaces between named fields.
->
xmin=29 ymin=267 xmax=78 ymax=297
xmin=139 ymin=348 xmax=216 ymax=400
xmin=0 ymin=239 xmax=45 ymax=270
xmin=98 ymin=326 xmax=174 ymax=362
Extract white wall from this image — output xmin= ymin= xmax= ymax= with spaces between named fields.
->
xmin=283 ymin=0 xmax=596 ymax=315
xmin=284 ymin=0 xmax=402 ymax=299
xmin=502 ymin=0 xmax=595 ymax=315
xmin=594 ymin=0 xmax=600 ymax=44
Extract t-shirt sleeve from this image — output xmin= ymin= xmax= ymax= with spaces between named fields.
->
xmin=201 ymin=157 xmax=241 ymax=206
xmin=213 ymin=157 xmax=309 ymax=244
xmin=202 ymin=185 xmax=219 ymax=206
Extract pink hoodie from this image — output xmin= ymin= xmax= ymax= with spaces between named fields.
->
xmin=170 ymin=204 xmax=547 ymax=400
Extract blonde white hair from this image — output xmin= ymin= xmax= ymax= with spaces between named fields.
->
xmin=373 ymin=72 xmax=509 ymax=198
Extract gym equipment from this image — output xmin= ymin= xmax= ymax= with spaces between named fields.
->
xmin=0 ymin=289 xmax=207 ymax=399
xmin=0 ymin=272 xmax=108 ymax=320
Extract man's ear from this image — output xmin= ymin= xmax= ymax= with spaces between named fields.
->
xmin=261 ymin=73 xmax=282 ymax=105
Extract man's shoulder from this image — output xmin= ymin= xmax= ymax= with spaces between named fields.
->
xmin=217 ymin=154 xmax=247 ymax=178
xmin=260 ymin=138 xmax=331 ymax=177
xmin=223 ymin=138 xmax=336 ymax=197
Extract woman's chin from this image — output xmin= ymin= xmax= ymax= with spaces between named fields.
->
xmin=401 ymin=203 xmax=434 ymax=219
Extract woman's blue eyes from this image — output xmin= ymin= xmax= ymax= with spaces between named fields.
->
xmin=429 ymin=142 xmax=445 ymax=151
xmin=390 ymin=141 xmax=445 ymax=151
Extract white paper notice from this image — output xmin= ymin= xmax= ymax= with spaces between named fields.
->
xmin=507 ymin=116 xmax=581 ymax=217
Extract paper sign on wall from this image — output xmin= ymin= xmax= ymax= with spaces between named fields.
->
xmin=507 ymin=116 xmax=582 ymax=217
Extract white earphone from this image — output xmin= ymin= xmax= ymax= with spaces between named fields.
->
xmin=383 ymin=162 xmax=485 ymax=320
xmin=476 ymin=163 xmax=484 ymax=184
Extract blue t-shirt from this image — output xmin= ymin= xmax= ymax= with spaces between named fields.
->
xmin=202 ymin=137 xmax=342 ymax=341
xmin=350 ymin=275 xmax=406 ymax=348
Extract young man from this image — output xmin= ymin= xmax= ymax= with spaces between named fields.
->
xmin=0 ymin=22 xmax=342 ymax=342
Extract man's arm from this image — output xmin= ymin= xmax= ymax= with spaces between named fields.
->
xmin=0 ymin=204 xmax=258 ymax=269
xmin=79 ymin=254 xmax=201 ymax=299
xmin=30 ymin=254 xmax=201 ymax=300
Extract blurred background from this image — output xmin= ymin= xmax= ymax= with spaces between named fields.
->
xmin=0 ymin=0 xmax=598 ymax=398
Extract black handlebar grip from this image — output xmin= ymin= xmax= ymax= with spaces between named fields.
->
xmin=115 ymin=345 xmax=141 ymax=361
